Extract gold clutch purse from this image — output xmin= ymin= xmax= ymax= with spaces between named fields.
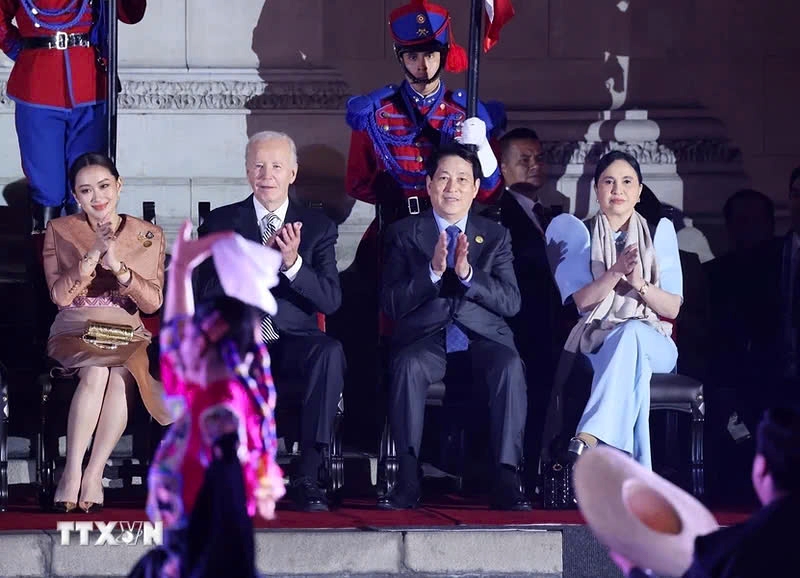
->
xmin=82 ymin=321 xmax=135 ymax=350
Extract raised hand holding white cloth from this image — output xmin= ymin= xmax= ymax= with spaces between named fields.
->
xmin=211 ymin=234 xmax=282 ymax=316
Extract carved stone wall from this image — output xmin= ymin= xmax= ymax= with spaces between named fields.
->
xmin=0 ymin=0 xmax=796 ymax=259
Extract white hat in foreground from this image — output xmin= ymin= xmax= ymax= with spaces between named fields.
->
xmin=574 ymin=446 xmax=719 ymax=577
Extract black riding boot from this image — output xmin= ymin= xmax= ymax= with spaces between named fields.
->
xmin=31 ymin=202 xmax=61 ymax=234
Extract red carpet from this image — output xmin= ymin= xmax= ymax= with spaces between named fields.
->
xmin=0 ymin=486 xmax=754 ymax=532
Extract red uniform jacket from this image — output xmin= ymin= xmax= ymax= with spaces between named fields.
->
xmin=0 ymin=0 xmax=146 ymax=109
xmin=345 ymin=83 xmax=501 ymax=208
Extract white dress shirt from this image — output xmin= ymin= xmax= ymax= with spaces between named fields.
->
xmin=254 ymin=195 xmax=303 ymax=281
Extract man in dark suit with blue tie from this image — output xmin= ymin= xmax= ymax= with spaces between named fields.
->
xmin=380 ymin=143 xmax=530 ymax=511
xmin=196 ymin=131 xmax=345 ymax=512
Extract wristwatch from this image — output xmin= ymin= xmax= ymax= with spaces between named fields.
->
xmin=637 ymin=281 xmax=649 ymax=297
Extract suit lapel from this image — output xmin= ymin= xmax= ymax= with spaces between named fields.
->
xmin=504 ymin=192 xmax=545 ymax=239
xmin=285 ymin=199 xmax=302 ymax=225
xmin=503 ymin=193 xmax=528 ymax=231
xmin=465 ymin=214 xmax=487 ymax=264
xmin=236 ymin=195 xmax=262 ymax=243
xmin=416 ymin=210 xmax=440 ymax=259
xmin=284 ymin=199 xmax=309 ymax=255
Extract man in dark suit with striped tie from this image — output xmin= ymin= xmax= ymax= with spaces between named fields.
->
xmin=196 ymin=131 xmax=345 ymax=512
xmin=380 ymin=143 xmax=530 ymax=511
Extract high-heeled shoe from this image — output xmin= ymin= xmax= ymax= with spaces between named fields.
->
xmin=79 ymin=482 xmax=105 ymax=514
xmin=79 ymin=500 xmax=104 ymax=514
xmin=53 ymin=478 xmax=81 ymax=513
xmin=53 ymin=501 xmax=78 ymax=513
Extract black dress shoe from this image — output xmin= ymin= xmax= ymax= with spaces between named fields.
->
xmin=290 ymin=476 xmax=329 ymax=512
xmin=490 ymin=473 xmax=533 ymax=511
xmin=377 ymin=481 xmax=420 ymax=510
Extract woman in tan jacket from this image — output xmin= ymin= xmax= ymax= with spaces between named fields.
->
xmin=43 ymin=152 xmax=171 ymax=513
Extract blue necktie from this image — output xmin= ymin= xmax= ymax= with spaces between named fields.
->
xmin=444 ymin=225 xmax=469 ymax=352
xmin=445 ymin=225 xmax=459 ymax=268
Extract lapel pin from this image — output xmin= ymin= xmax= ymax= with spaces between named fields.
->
xmin=475 ymin=235 xmax=484 ymax=244
xmin=138 ymin=231 xmax=154 ymax=247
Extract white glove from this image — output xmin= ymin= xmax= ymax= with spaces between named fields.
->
xmin=456 ymin=116 xmax=498 ymax=178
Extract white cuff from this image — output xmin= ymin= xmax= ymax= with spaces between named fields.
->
xmin=282 ymin=254 xmax=303 ymax=281
xmin=459 ymin=266 xmax=473 ymax=285
xmin=429 ymin=264 xmax=443 ymax=285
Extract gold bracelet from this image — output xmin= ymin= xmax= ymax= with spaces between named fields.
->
xmin=114 ymin=261 xmax=129 ymax=278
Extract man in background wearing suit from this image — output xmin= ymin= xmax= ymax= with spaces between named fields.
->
xmin=380 ymin=143 xmax=530 ymax=511
xmin=498 ymin=127 xmax=566 ymax=493
xmin=196 ymin=131 xmax=345 ymax=512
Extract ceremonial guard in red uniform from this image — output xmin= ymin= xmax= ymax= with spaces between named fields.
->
xmin=345 ymin=0 xmax=503 ymax=267
xmin=332 ymin=0 xmax=506 ymax=451
xmin=0 ymin=0 xmax=147 ymax=232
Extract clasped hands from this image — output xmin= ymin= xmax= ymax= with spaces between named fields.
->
xmin=82 ymin=218 xmax=125 ymax=277
xmin=610 ymin=244 xmax=645 ymax=292
xmin=263 ymin=222 xmax=302 ymax=271
xmin=431 ymin=231 xmax=471 ymax=281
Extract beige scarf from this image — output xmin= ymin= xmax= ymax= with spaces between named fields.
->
xmin=563 ymin=211 xmax=672 ymax=355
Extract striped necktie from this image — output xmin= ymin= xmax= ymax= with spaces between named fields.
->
xmin=260 ymin=213 xmax=281 ymax=342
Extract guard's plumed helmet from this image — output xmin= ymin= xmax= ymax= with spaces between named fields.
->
xmin=389 ymin=0 xmax=467 ymax=74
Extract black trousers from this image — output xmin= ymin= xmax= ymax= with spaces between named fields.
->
xmin=269 ymin=332 xmax=346 ymax=447
xmin=388 ymin=331 xmax=527 ymax=468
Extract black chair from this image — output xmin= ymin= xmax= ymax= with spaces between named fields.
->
xmin=377 ymin=354 xmax=503 ymax=499
xmin=377 ymin=380 xmax=465 ymax=499
xmin=548 ymin=353 xmax=706 ymax=499
xmin=276 ymin=390 xmax=345 ymax=502
xmin=0 ymin=202 xmax=55 ymax=511
xmin=650 ymin=372 xmax=705 ymax=497
xmin=37 ymin=355 xmax=165 ymax=510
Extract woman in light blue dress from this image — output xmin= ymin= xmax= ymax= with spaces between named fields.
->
xmin=545 ymin=151 xmax=683 ymax=468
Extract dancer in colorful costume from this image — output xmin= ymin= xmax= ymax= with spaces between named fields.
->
xmin=132 ymin=221 xmax=285 ymax=578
